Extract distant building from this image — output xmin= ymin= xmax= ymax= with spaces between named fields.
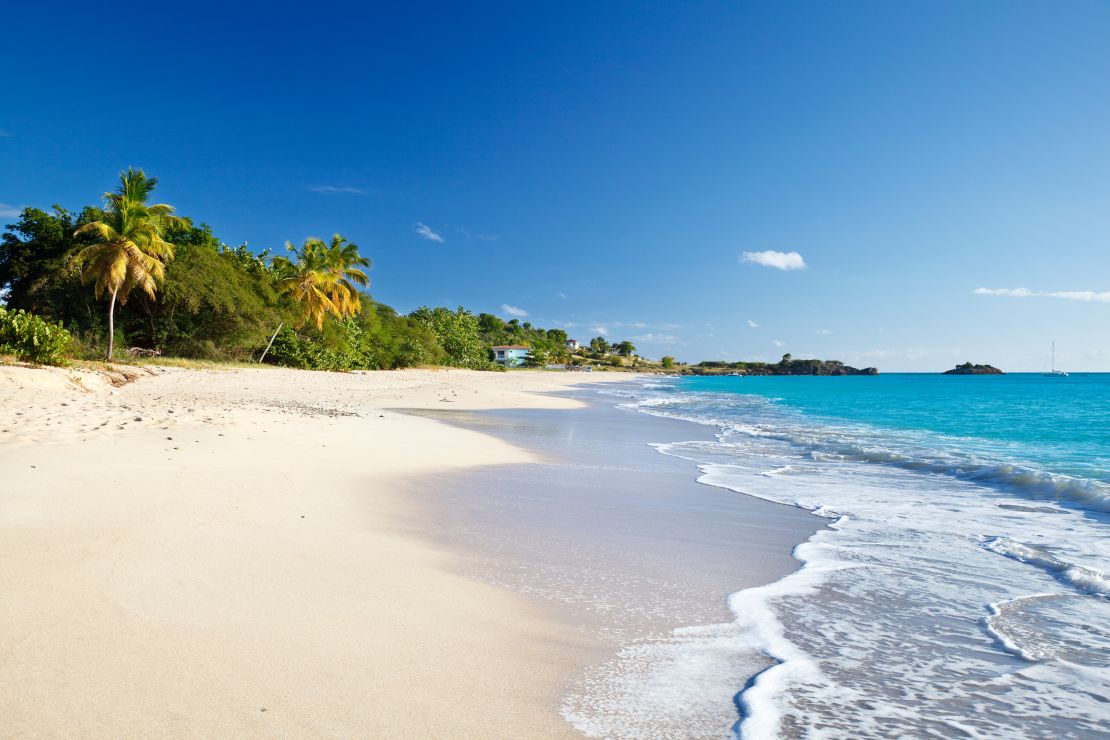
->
xmin=492 ymin=345 xmax=530 ymax=368
xmin=565 ymin=338 xmax=580 ymax=351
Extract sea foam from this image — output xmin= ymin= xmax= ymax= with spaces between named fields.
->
xmin=567 ymin=381 xmax=1110 ymax=738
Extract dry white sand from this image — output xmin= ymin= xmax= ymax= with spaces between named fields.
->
xmin=0 ymin=364 xmax=628 ymax=738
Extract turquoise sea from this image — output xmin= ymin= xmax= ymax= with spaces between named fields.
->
xmin=682 ymin=373 xmax=1110 ymax=488
xmin=610 ymin=374 xmax=1109 ymax=738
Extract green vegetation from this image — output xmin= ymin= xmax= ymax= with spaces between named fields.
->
xmin=0 ymin=306 xmax=72 ymax=366
xmin=0 ymin=169 xmax=664 ymax=373
xmin=0 ymin=170 xmax=517 ymax=372
xmin=412 ymin=306 xmax=495 ymax=369
xmin=943 ymin=362 xmax=1003 ymax=375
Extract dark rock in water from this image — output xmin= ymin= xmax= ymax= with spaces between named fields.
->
xmin=943 ymin=363 xmax=1004 ymax=375
xmin=686 ymin=356 xmax=880 ymax=376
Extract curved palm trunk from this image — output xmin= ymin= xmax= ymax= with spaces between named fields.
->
xmin=258 ymin=322 xmax=283 ymax=364
xmin=107 ymin=287 xmax=118 ymax=361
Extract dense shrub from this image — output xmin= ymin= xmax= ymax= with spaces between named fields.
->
xmin=264 ymin=311 xmax=444 ymax=372
xmin=265 ymin=325 xmax=352 ymax=371
xmin=0 ymin=306 xmax=73 ymax=365
xmin=409 ymin=306 xmax=499 ymax=370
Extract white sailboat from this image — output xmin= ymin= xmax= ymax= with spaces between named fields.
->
xmin=1043 ymin=341 xmax=1068 ymax=377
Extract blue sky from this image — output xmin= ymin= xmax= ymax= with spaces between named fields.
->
xmin=2 ymin=0 xmax=1109 ymax=371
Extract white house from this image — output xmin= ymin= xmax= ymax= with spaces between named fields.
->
xmin=565 ymin=338 xmax=580 ymax=351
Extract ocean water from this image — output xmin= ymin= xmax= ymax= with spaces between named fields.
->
xmin=572 ymin=374 xmax=1110 ymax=739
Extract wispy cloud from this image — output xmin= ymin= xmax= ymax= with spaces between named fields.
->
xmin=0 ymin=202 xmax=22 ymax=218
xmin=847 ymin=347 xmax=963 ymax=363
xmin=773 ymin=340 xmax=784 ymax=347
xmin=589 ymin=326 xmax=609 ymax=336
xmin=741 ymin=250 xmax=807 ymax=271
xmin=816 ymin=328 xmax=831 ymax=335
xmin=501 ymin=303 xmax=528 ymax=317
xmin=307 ymin=185 xmax=367 ymax=194
xmin=974 ymin=287 xmax=1110 ymax=303
xmin=556 ymin=292 xmax=567 ymax=299
xmin=747 ymin=320 xmax=759 ymax=328
xmin=415 ymin=222 xmax=445 ymax=243
xmin=0 ymin=129 xmax=13 ymax=138
xmin=456 ymin=226 xmax=499 ymax=242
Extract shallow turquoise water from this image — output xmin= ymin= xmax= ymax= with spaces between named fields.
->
xmin=601 ymin=374 xmax=1110 ymax=738
xmin=679 ymin=373 xmax=1110 ymax=483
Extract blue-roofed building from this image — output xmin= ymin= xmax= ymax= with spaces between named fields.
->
xmin=492 ymin=345 xmax=530 ymax=368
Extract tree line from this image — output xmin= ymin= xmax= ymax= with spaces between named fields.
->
xmin=0 ymin=169 xmax=641 ymax=371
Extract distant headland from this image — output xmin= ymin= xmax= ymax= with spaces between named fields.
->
xmin=685 ymin=354 xmax=879 ymax=377
xmin=943 ymin=363 xmax=1004 ymax=375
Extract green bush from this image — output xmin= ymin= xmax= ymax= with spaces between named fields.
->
xmin=264 ymin=320 xmax=376 ymax=372
xmin=0 ymin=306 xmax=73 ymax=366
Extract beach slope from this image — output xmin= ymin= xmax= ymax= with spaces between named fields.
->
xmin=0 ymin=365 xmax=622 ymax=738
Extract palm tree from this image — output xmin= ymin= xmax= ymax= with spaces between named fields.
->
xmin=272 ymin=234 xmax=371 ymax=329
xmin=271 ymin=239 xmax=338 ymax=331
xmin=74 ymin=169 xmax=183 ymax=360
xmin=320 ymin=233 xmax=371 ymax=316
xmin=260 ymin=235 xmax=371 ymax=363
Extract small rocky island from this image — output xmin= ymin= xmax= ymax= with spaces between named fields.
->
xmin=687 ymin=354 xmax=879 ymax=376
xmin=944 ymin=362 xmax=1004 ymax=375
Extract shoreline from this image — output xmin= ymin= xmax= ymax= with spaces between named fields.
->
xmin=0 ymin=365 xmax=815 ymax=736
xmin=394 ymin=391 xmax=820 ymax=735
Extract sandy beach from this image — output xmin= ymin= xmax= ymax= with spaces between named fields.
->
xmin=0 ymin=365 xmax=631 ymax=737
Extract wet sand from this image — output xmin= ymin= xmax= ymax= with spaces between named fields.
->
xmin=0 ymin=365 xmax=817 ymax=737
xmin=397 ymin=388 xmax=821 ymax=734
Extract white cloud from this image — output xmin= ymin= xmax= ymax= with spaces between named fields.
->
xmin=557 ymin=292 xmax=567 ymax=299
xmin=741 ymin=250 xmax=807 ymax=271
xmin=582 ymin=320 xmax=683 ymax=337
xmin=816 ymin=328 xmax=831 ymax=335
xmin=632 ymin=333 xmax=683 ymax=345
xmin=501 ymin=303 xmax=528 ymax=317
xmin=0 ymin=202 xmax=21 ymax=218
xmin=772 ymin=340 xmax=784 ymax=347
xmin=747 ymin=320 xmax=759 ymax=328
xmin=307 ymin=185 xmax=367 ymax=194
xmin=415 ymin=222 xmax=445 ymax=243
xmin=974 ymin=287 xmax=1110 ymax=303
